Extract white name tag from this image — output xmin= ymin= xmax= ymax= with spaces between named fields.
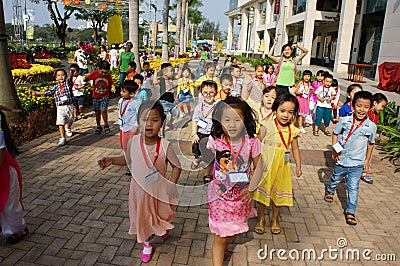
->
xmin=197 ymin=118 xmax=208 ymax=129
xmin=145 ymin=169 xmax=159 ymax=185
xmin=118 ymin=117 xmax=124 ymax=127
xmin=229 ymin=172 xmax=249 ymax=183
xmin=60 ymin=95 xmax=68 ymax=102
xmin=284 ymin=151 xmax=290 ymax=162
xmin=333 ymin=141 xmax=344 ymax=153
xmin=183 ymin=88 xmax=189 ymax=94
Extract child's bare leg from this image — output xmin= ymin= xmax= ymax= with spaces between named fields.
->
xmin=205 ymin=163 xmax=213 ymax=175
xmin=79 ymin=105 xmax=84 ymax=115
xmin=73 ymin=106 xmax=78 ymax=118
xmin=186 ymin=103 xmax=191 ymax=114
xmin=95 ymin=110 xmax=101 ymax=126
xmin=298 ymin=116 xmax=303 ymax=128
xmin=212 ymin=234 xmax=232 ymax=266
xmin=272 ymin=202 xmax=280 ymax=220
xmin=59 ymin=125 xmax=66 ymax=139
xmin=101 ymin=109 xmax=108 ymax=126
xmin=179 ymin=102 xmax=184 ymax=113
xmin=65 ymin=122 xmax=72 ymax=130
xmin=257 ymin=202 xmax=266 ymax=222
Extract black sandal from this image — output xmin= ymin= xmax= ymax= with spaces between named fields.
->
xmin=5 ymin=227 xmax=29 ymax=244
xmin=95 ymin=126 xmax=103 ymax=134
xmin=345 ymin=212 xmax=357 ymax=225
xmin=104 ymin=125 xmax=111 ymax=134
xmin=203 ymin=175 xmax=212 ymax=184
xmin=324 ymin=191 xmax=334 ymax=203
xmin=324 ymin=130 xmax=332 ymax=136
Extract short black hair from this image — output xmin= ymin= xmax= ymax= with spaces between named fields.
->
xmin=272 ymin=93 xmax=299 ymax=118
xmin=55 ymin=68 xmax=68 ymax=77
xmin=229 ymin=65 xmax=241 ymax=72
xmin=324 ymin=73 xmax=333 ymax=80
xmin=347 ymin=83 xmax=363 ymax=94
xmin=373 ymin=93 xmax=388 ymax=104
xmin=220 ymin=74 xmax=233 ymax=83
xmin=281 ymin=43 xmax=293 ymax=54
xmin=132 ymin=74 xmax=144 ymax=84
xmin=121 ymin=80 xmax=139 ymax=94
xmin=352 ymin=91 xmax=373 ymax=108
xmin=70 ymin=63 xmax=79 ymax=70
xmin=143 ymin=61 xmax=150 ymax=67
xmin=264 ymin=64 xmax=274 ymax=73
xmin=137 ymin=100 xmax=166 ymax=125
xmin=302 ymin=70 xmax=312 ymax=77
xmin=263 ymin=86 xmax=277 ymax=95
xmin=161 ymin=63 xmax=172 ymax=70
xmin=332 ymin=79 xmax=338 ymax=87
xmin=128 ymin=61 xmax=137 ymax=69
xmin=98 ymin=60 xmax=110 ymax=71
xmin=316 ymin=70 xmax=325 ymax=77
xmin=211 ymin=96 xmax=257 ymax=138
xmin=200 ymin=80 xmax=218 ymax=93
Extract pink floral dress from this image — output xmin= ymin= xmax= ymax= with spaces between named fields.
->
xmin=206 ymin=135 xmax=261 ymax=237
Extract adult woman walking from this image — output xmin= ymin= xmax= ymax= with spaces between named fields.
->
xmin=268 ymin=36 xmax=308 ymax=95
xmin=118 ymin=42 xmax=135 ymax=87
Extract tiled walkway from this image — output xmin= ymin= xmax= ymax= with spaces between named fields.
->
xmin=1 ymin=61 xmax=399 ymax=265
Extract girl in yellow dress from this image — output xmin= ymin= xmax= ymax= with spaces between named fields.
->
xmin=176 ymin=68 xmax=195 ymax=117
xmin=253 ymin=93 xmax=302 ymax=234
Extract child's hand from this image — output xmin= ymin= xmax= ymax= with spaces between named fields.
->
xmin=192 ymin=133 xmax=199 ymax=144
xmin=332 ymin=150 xmax=340 ymax=161
xmin=167 ymin=183 xmax=179 ymax=199
xmin=363 ymin=160 xmax=370 ymax=172
xmin=29 ymin=90 xmax=36 ymax=96
xmin=241 ymin=187 xmax=254 ymax=202
xmin=98 ymin=157 xmax=112 ymax=169
xmin=111 ymin=85 xmax=116 ymax=93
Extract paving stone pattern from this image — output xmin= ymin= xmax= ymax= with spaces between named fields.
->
xmin=1 ymin=61 xmax=399 ymax=265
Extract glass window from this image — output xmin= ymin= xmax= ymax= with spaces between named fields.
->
xmin=260 ymin=2 xmax=267 ymax=25
xmin=317 ymin=0 xmax=341 ymax=12
xmin=292 ymin=0 xmax=307 ymax=15
xmin=365 ymin=0 xmax=387 ymax=14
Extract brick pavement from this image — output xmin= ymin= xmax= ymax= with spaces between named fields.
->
xmin=1 ymin=60 xmax=399 ymax=265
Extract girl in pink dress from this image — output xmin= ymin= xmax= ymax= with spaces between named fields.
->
xmin=98 ymin=100 xmax=181 ymax=263
xmin=207 ymin=96 xmax=263 ymax=265
xmin=294 ymin=70 xmax=312 ymax=133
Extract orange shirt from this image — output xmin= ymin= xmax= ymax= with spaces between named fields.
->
xmin=127 ymin=71 xmax=139 ymax=80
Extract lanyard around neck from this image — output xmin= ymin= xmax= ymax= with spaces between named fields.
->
xmin=139 ymin=135 xmax=161 ymax=169
xmin=274 ymin=119 xmax=291 ymax=149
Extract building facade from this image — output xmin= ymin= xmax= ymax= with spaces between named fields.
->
xmin=225 ymin=0 xmax=400 ymax=75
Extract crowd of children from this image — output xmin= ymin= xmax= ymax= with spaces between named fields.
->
xmin=5 ymin=53 xmax=389 ymax=266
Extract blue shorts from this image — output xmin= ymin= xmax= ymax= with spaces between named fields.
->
xmin=73 ymin=95 xmax=84 ymax=106
xmin=93 ymin=97 xmax=109 ymax=111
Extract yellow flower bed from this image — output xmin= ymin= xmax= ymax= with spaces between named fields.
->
xmin=34 ymin=58 xmax=62 ymax=68
xmin=146 ymin=58 xmax=189 ymax=71
xmin=16 ymin=83 xmax=56 ymax=112
xmin=12 ymin=64 xmax=54 ymax=84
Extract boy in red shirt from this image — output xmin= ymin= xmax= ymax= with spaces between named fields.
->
xmin=84 ymin=61 xmax=115 ymax=134
xmin=362 ymin=93 xmax=388 ymax=184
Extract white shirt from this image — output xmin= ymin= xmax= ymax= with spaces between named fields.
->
xmin=315 ymin=86 xmax=336 ymax=108
xmin=118 ymin=98 xmax=141 ymax=132
xmin=109 ymin=49 xmax=118 ymax=61
xmin=0 ymin=131 xmax=5 ymax=149
xmin=74 ymin=49 xmax=88 ymax=69
xmin=72 ymin=75 xmax=85 ymax=97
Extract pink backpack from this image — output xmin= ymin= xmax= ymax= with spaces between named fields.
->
xmin=275 ymin=57 xmax=297 ymax=80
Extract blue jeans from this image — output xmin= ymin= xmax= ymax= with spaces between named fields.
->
xmin=327 ymin=164 xmax=364 ymax=215
xmin=119 ymin=72 xmax=127 ymax=87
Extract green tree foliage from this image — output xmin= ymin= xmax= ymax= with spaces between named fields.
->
xmin=30 ymin=0 xmax=76 ymax=47
xmin=197 ymin=19 xmax=225 ymax=41
xmin=74 ymin=9 xmax=116 ymax=46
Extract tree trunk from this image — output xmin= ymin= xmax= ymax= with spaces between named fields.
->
xmin=161 ymin=0 xmax=170 ymax=62
xmin=0 ymin=0 xmax=22 ymax=121
xmin=183 ymin=0 xmax=188 ymax=53
xmin=129 ymin=0 xmax=141 ymax=71
xmin=175 ymin=0 xmax=182 ymax=53
xmin=179 ymin=0 xmax=185 ymax=54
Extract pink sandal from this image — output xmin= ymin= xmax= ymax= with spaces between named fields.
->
xmin=161 ymin=230 xmax=169 ymax=240
xmin=141 ymin=242 xmax=153 ymax=263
